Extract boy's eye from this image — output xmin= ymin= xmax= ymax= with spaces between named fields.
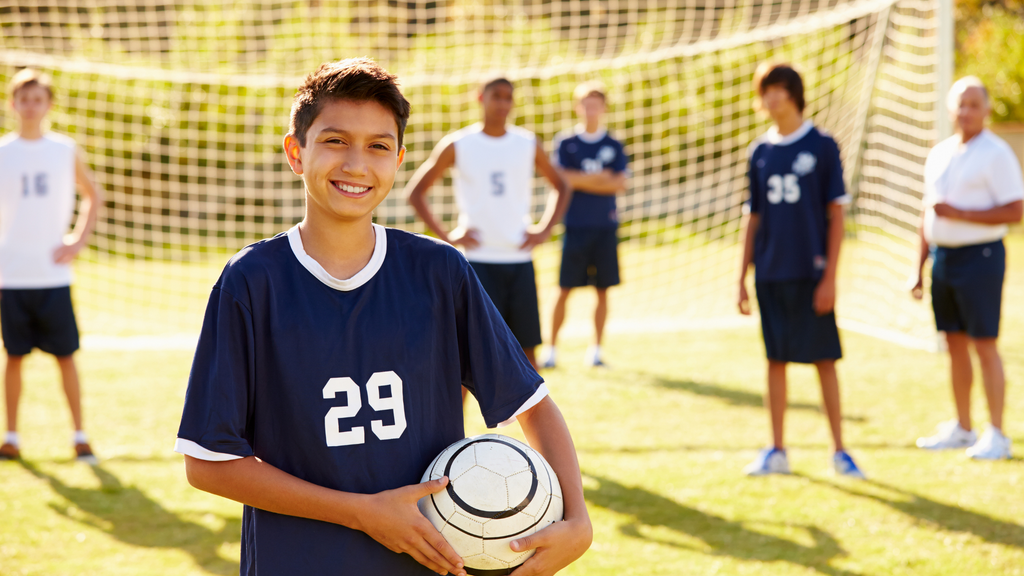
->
xmin=371 ymin=143 xmax=390 ymax=150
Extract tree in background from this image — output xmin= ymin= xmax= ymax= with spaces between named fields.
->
xmin=956 ymin=0 xmax=1024 ymax=123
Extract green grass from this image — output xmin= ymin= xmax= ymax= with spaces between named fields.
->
xmin=2 ymin=239 xmax=1024 ymax=575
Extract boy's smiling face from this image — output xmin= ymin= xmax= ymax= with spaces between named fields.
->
xmin=285 ymin=98 xmax=405 ymax=224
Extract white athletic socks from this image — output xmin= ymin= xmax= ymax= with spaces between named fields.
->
xmin=5 ymin=431 xmax=19 ymax=447
xmin=73 ymin=430 xmax=88 ymax=445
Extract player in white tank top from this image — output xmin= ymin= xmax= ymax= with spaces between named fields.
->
xmin=406 ymin=77 xmax=571 ymax=369
xmin=0 ymin=69 xmax=103 ymax=463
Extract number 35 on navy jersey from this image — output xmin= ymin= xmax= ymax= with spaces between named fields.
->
xmin=746 ymin=123 xmax=849 ymax=281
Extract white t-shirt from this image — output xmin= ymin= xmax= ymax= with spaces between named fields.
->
xmin=0 ymin=132 xmax=78 ymax=288
xmin=923 ymin=129 xmax=1024 ymax=248
xmin=450 ymin=124 xmax=537 ymax=264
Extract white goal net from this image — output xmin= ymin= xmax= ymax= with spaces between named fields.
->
xmin=0 ymin=0 xmax=940 ymax=349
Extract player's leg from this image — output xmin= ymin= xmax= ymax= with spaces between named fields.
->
xmin=947 ymin=331 xmax=974 ymax=430
xmin=1 ymin=356 xmax=24 ymax=459
xmin=767 ymin=359 xmax=787 ymax=449
xmin=815 ymin=360 xmax=843 ymax=452
xmin=586 ymin=228 xmax=619 ymax=367
xmin=1 ymin=289 xmax=35 ymax=459
xmin=544 ymin=287 xmax=572 ymax=368
xmin=973 ymin=338 xmax=1004 ymax=430
xmin=56 ymin=354 xmax=83 ymax=431
xmin=507 ymin=263 xmax=543 ymax=372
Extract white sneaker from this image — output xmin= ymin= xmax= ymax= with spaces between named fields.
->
xmin=585 ymin=345 xmax=607 ymax=368
xmin=916 ymin=419 xmax=977 ymax=450
xmin=966 ymin=425 xmax=1012 ymax=460
xmin=539 ymin=345 xmax=556 ymax=369
xmin=744 ymin=447 xmax=790 ymax=476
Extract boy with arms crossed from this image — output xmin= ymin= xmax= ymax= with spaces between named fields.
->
xmin=176 ymin=59 xmax=591 ymax=575
xmin=541 ymin=81 xmax=628 ymax=369
xmin=737 ymin=64 xmax=865 ymax=478
xmin=407 ymin=77 xmax=571 ymax=369
xmin=0 ymin=69 xmax=103 ymax=462
xmin=912 ymin=77 xmax=1023 ymax=460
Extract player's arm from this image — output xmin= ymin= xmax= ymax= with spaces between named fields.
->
xmin=559 ymin=169 xmax=627 ymax=195
xmin=508 ymin=396 xmax=592 ymax=576
xmin=184 ymin=455 xmax=467 ymax=576
xmin=932 ymin=199 xmax=1023 ymax=224
xmin=813 ymin=202 xmax=844 ymax=316
xmin=737 ymin=211 xmax=759 ymax=315
xmin=406 ymin=140 xmax=479 ymax=249
xmin=521 ymin=141 xmax=573 ymax=250
xmin=54 ymin=148 xmax=104 ymax=264
xmin=910 ymin=209 xmax=929 ymax=300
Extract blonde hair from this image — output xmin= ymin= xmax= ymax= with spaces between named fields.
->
xmin=9 ymin=68 xmax=53 ymax=100
xmin=573 ymin=81 xmax=607 ymax=104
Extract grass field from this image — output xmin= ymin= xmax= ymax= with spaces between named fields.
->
xmin=2 ymin=237 xmax=1023 ymax=575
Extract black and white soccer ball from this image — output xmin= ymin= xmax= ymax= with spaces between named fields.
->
xmin=418 ymin=434 xmax=563 ymax=575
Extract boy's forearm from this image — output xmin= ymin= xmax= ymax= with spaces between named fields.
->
xmin=916 ymin=212 xmax=930 ymax=274
xmin=562 ymin=170 xmax=625 ymax=195
xmin=184 ymin=455 xmax=368 ymax=531
xmin=408 ymin=192 xmax=451 ymax=243
xmin=517 ymin=397 xmax=590 ymax=525
xmin=535 ymin=180 xmax=572 ymax=234
xmin=738 ymin=213 xmax=759 ymax=283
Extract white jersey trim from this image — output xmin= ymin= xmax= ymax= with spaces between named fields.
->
xmin=764 ymin=120 xmax=814 ymax=146
xmin=174 ymin=438 xmax=244 ymax=461
xmin=496 ymin=383 xmax=550 ymax=428
xmin=287 ymin=223 xmax=387 ymax=291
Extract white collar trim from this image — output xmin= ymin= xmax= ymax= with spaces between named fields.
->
xmin=287 ymin=223 xmax=387 ymax=291
xmin=575 ymin=125 xmax=608 ymax=143
xmin=765 ymin=120 xmax=814 ymax=146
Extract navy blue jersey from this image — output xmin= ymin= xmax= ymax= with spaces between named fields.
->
xmin=746 ymin=122 xmax=849 ymax=282
xmin=175 ymin=225 xmax=544 ymax=576
xmin=554 ymin=129 xmax=628 ymax=228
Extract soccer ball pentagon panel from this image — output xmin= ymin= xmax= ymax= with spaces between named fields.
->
xmin=418 ymin=434 xmax=564 ymax=575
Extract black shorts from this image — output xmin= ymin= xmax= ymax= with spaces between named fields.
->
xmin=469 ymin=261 xmax=543 ymax=349
xmin=0 ymin=286 xmax=80 ymax=357
xmin=755 ymin=280 xmax=842 ymax=364
xmin=559 ymin=227 xmax=620 ymax=289
xmin=931 ymin=239 xmax=1005 ymax=339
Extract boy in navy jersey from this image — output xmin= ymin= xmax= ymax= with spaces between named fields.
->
xmin=541 ymin=82 xmax=628 ymax=369
xmin=737 ymin=63 xmax=865 ymax=478
xmin=176 ymin=59 xmax=591 ymax=576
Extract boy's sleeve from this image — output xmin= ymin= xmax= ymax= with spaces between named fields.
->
xmin=746 ymin=143 xmax=761 ymax=214
xmin=824 ymin=137 xmax=851 ymax=205
xmin=174 ymin=282 xmax=256 ymax=461
xmin=554 ymin=133 xmax=570 ymax=168
xmin=612 ymin=140 xmax=628 ymax=173
xmin=450 ymin=252 xmax=546 ymax=428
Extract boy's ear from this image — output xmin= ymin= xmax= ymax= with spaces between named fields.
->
xmin=396 ymin=145 xmax=406 ymax=170
xmin=283 ymin=134 xmax=303 ymax=175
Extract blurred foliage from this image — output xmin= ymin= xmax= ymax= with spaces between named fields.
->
xmin=956 ymin=0 xmax=1024 ymax=122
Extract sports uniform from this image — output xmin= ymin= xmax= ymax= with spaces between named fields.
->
xmin=0 ymin=132 xmax=80 ymax=356
xmin=552 ymin=127 xmax=628 ymax=288
xmin=175 ymin=225 xmax=546 ymax=575
xmin=923 ymin=129 xmax=1024 ymax=338
xmin=450 ymin=123 xmax=542 ymax=349
xmin=746 ymin=120 xmax=850 ymax=363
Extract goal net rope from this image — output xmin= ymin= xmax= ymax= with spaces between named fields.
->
xmin=0 ymin=0 xmax=939 ymax=349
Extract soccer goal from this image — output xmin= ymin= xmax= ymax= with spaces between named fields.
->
xmin=0 ymin=0 xmax=943 ymax=349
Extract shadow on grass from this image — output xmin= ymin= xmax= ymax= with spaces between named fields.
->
xmin=584 ymin=472 xmax=861 ymax=576
xmin=652 ymin=377 xmax=867 ymax=423
xmin=803 ymin=475 xmax=1024 ymax=549
xmin=19 ymin=460 xmax=240 ymax=575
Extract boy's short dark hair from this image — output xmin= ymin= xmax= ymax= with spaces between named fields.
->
xmin=573 ymin=81 xmax=607 ymax=104
xmin=9 ymin=68 xmax=54 ymax=100
xmin=479 ymin=75 xmax=514 ymax=95
xmin=756 ymin=63 xmax=806 ymax=112
xmin=290 ymin=58 xmax=411 ymax=148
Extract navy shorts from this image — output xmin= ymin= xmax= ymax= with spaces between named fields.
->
xmin=755 ymin=280 xmax=842 ymax=363
xmin=559 ymin=227 xmax=620 ymax=289
xmin=931 ymin=239 xmax=1005 ymax=339
xmin=0 ymin=286 xmax=80 ymax=357
xmin=469 ymin=261 xmax=543 ymax=349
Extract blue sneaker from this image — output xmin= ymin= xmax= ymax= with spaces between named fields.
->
xmin=744 ymin=447 xmax=790 ymax=476
xmin=833 ymin=450 xmax=866 ymax=479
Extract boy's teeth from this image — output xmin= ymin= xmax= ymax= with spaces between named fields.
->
xmin=336 ymin=182 xmax=369 ymax=193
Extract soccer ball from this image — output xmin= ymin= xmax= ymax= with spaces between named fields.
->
xmin=418 ymin=434 xmax=563 ymax=574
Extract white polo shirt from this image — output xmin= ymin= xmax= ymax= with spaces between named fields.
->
xmin=923 ymin=129 xmax=1024 ymax=248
